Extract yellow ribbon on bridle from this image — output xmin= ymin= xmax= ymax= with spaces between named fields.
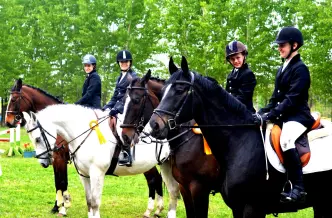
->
xmin=89 ymin=120 xmax=106 ymax=144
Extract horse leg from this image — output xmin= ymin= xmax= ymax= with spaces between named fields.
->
xmin=179 ymin=184 xmax=195 ymax=218
xmin=154 ymin=171 xmax=164 ymax=218
xmin=51 ymin=150 xmax=69 ymax=216
xmin=160 ymin=160 xmax=180 ymax=218
xmin=242 ymin=204 xmax=266 ymax=218
xmin=313 ymin=199 xmax=332 ymax=217
xmin=143 ymin=167 xmax=163 ymax=218
xmin=89 ymin=167 xmax=106 ymax=218
xmin=79 ymin=175 xmax=93 ymax=218
xmin=188 ymin=181 xmax=210 ymax=218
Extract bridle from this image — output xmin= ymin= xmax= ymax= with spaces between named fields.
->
xmin=153 ymin=71 xmax=195 ymax=130
xmin=26 ymin=113 xmax=111 ymax=178
xmin=120 ymin=84 xmax=152 ymax=134
xmin=7 ymin=90 xmax=36 ymax=123
xmin=26 ymin=120 xmax=58 ymax=160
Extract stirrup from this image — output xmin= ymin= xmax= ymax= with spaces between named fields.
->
xmin=280 ymin=180 xmax=306 ymax=203
xmin=118 ymin=151 xmax=132 ymax=167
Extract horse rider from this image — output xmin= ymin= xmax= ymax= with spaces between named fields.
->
xmin=256 ymin=27 xmax=315 ymax=203
xmin=75 ymin=54 xmax=102 ymax=109
xmin=103 ymin=50 xmax=138 ymax=166
xmin=225 ymin=40 xmax=257 ymax=113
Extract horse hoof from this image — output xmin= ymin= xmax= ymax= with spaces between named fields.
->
xmin=154 ymin=214 xmax=161 ymax=218
xmin=143 ymin=216 xmax=150 ymax=218
xmin=50 ymin=207 xmax=59 ymax=214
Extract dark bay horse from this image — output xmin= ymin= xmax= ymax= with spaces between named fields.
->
xmin=121 ymin=70 xmax=221 ymax=218
xmin=148 ymin=56 xmax=332 ymax=217
xmin=5 ymin=79 xmax=164 ymax=218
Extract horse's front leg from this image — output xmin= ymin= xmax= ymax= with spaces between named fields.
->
xmin=242 ymin=204 xmax=266 ymax=218
xmin=52 ymin=149 xmax=70 ymax=216
xmin=189 ymin=180 xmax=210 ymax=218
xmin=179 ymin=184 xmax=195 ymax=218
xmin=79 ymin=175 xmax=93 ymax=217
xmin=160 ymin=160 xmax=180 ymax=218
xmin=143 ymin=167 xmax=164 ymax=218
xmin=89 ymin=166 xmax=106 ymax=218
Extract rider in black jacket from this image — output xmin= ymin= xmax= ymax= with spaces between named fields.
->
xmin=225 ymin=41 xmax=257 ymax=113
xmin=75 ymin=54 xmax=101 ymax=109
xmin=258 ymin=27 xmax=315 ymax=203
xmin=103 ymin=50 xmax=138 ymax=166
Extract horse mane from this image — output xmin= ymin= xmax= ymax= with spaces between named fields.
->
xmin=195 ymin=73 xmax=248 ymax=114
xmin=150 ymin=77 xmax=166 ymax=84
xmin=167 ymin=69 xmax=249 ymax=116
xmin=130 ymin=76 xmax=165 ymax=101
xmin=23 ymin=84 xmax=64 ymax=103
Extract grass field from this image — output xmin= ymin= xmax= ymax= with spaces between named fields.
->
xmin=0 ymin=127 xmax=313 ymax=217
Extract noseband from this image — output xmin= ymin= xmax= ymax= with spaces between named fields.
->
xmin=153 ymin=72 xmax=195 ymax=130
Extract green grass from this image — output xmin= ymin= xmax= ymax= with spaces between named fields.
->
xmin=0 ymin=127 xmax=313 ymax=217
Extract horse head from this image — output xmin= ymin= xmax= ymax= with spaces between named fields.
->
xmin=6 ymin=79 xmax=26 ymax=127
xmin=23 ymin=111 xmax=57 ymax=168
xmin=149 ymin=56 xmax=194 ymax=139
xmin=121 ymin=69 xmax=162 ymax=146
xmin=6 ymin=79 xmax=63 ymax=128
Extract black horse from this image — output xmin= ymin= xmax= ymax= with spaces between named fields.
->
xmin=148 ymin=56 xmax=332 ymax=217
xmin=121 ymin=70 xmax=220 ymax=217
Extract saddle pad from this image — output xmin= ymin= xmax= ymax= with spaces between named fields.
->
xmin=308 ymin=119 xmax=332 ymax=141
xmin=265 ymin=123 xmax=332 ymax=174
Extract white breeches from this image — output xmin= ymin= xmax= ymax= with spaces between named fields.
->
xmin=280 ymin=121 xmax=307 ymax=152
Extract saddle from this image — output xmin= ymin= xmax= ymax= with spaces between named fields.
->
xmin=269 ymin=112 xmax=323 ymax=167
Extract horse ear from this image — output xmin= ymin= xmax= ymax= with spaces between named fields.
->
xmin=181 ymin=56 xmax=190 ymax=77
xmin=17 ymin=78 xmax=23 ymax=91
xmin=22 ymin=112 xmax=31 ymax=124
xmin=141 ymin=69 xmax=151 ymax=86
xmin=29 ymin=111 xmax=37 ymax=122
xmin=169 ymin=57 xmax=178 ymax=75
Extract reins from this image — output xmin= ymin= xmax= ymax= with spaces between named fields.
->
xmin=27 ymin=112 xmax=111 ymax=178
xmin=152 ymin=71 xmax=270 ymax=180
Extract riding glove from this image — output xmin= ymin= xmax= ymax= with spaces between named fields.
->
xmin=252 ymin=113 xmax=269 ymax=125
xmin=109 ymin=108 xmax=118 ymax=117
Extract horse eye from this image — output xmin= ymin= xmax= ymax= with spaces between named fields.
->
xmin=35 ymin=137 xmax=41 ymax=143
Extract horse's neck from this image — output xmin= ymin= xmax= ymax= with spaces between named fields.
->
xmin=191 ymin=81 xmax=265 ymax=169
xmin=147 ymin=81 xmax=163 ymax=101
xmin=24 ymin=87 xmax=60 ymax=111
xmin=41 ymin=106 xmax=116 ymax=149
xmin=193 ymin=82 xmax=250 ymax=125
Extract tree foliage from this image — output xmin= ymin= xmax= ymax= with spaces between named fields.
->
xmin=0 ymin=0 xmax=331 ymax=110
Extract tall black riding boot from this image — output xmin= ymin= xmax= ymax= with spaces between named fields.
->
xmin=118 ymin=144 xmax=132 ymax=167
xmin=280 ymin=148 xmax=306 ymax=203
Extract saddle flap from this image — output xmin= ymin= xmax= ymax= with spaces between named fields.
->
xmin=311 ymin=111 xmax=321 ymax=130
xmin=270 ymin=124 xmax=310 ymax=167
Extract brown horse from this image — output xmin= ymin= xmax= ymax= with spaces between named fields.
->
xmin=121 ymin=70 xmax=221 ymax=218
xmin=5 ymin=79 xmax=164 ymax=218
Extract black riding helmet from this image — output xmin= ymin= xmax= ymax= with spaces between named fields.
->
xmin=116 ymin=50 xmax=132 ymax=62
xmin=274 ymin=27 xmax=304 ymax=50
xmin=275 ymin=27 xmax=303 ymax=59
